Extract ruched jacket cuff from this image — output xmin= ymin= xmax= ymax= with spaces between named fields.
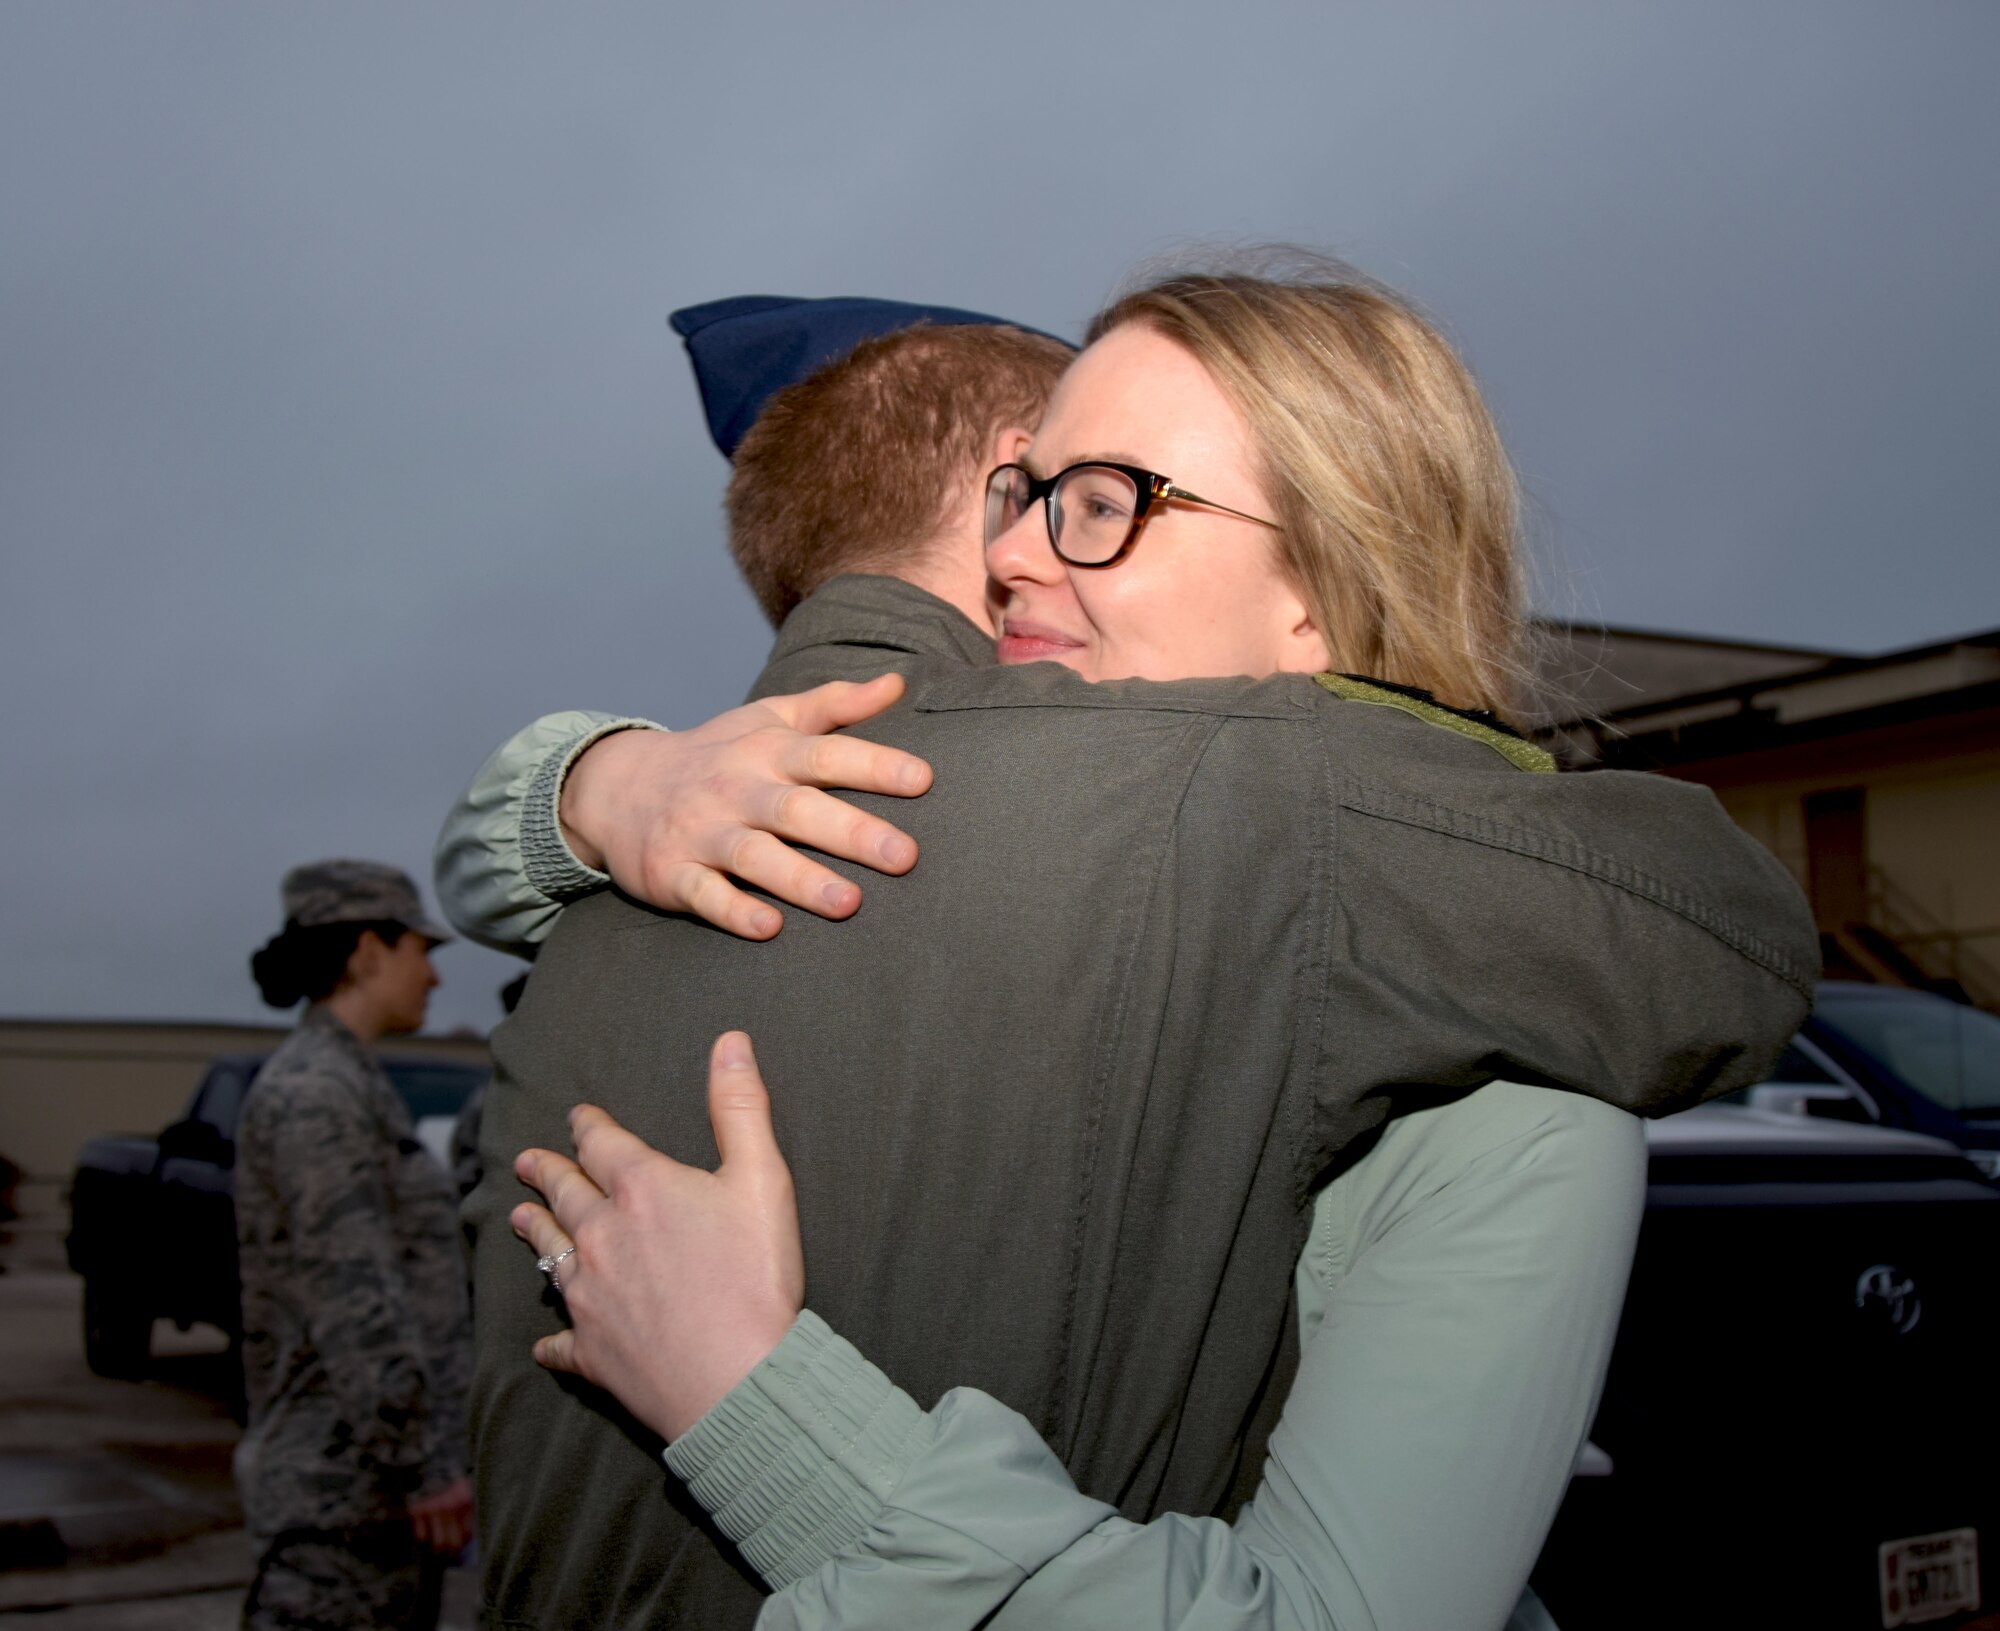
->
xmin=662 ymin=1310 xmax=928 ymax=1589
xmin=520 ymin=717 xmax=664 ymax=902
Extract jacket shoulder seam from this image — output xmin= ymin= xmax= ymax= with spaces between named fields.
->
xmin=1340 ymin=779 xmax=1814 ymax=995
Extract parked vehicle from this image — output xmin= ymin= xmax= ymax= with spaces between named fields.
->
xmin=1534 ymin=1102 xmax=1998 ymax=1630
xmin=1731 ymin=981 xmax=2000 ymax=1178
xmin=66 ymin=1052 xmax=486 ymax=1381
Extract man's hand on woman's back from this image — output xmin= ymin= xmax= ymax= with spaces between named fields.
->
xmin=560 ymin=674 xmax=934 ymax=940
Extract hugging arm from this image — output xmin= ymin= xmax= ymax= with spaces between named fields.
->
xmin=434 ymin=709 xmax=656 ymax=955
xmin=431 ymin=677 xmax=933 ymax=955
xmin=518 ymin=1060 xmax=1644 ymax=1631
xmin=1302 ymin=710 xmax=1822 ymax=1133
xmin=752 ymin=1091 xmax=1643 ymax=1631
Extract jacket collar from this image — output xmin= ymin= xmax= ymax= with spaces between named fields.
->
xmin=767 ymin=574 xmax=996 ymax=670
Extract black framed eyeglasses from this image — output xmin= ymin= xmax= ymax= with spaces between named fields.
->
xmin=982 ymin=460 xmax=1280 ymax=569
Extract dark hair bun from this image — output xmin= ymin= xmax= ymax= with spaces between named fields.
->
xmin=251 ymin=932 xmax=308 ymax=1008
xmin=249 ymin=919 xmax=405 ymax=1009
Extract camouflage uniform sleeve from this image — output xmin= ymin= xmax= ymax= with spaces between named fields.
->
xmin=415 ymin=1349 xmax=472 ymax=1495
xmin=261 ymin=1069 xmax=435 ymax=1484
xmin=414 ymin=1203 xmax=474 ymax=1496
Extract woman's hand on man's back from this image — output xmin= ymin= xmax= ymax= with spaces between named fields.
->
xmin=511 ymin=1032 xmax=805 ymax=1443
xmin=559 ymin=674 xmax=933 ymax=940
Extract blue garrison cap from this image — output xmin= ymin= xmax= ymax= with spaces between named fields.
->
xmin=670 ymin=295 xmax=1074 ymax=459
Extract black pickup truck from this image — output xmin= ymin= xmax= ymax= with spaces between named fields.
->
xmin=66 ymin=1051 xmax=486 ymax=1381
xmin=1535 ymin=1102 xmax=1998 ymax=1630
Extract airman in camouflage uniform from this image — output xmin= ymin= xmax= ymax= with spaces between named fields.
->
xmin=236 ymin=861 xmax=472 ymax=1630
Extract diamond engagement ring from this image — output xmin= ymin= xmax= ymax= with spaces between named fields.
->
xmin=536 ymin=1244 xmax=577 ymax=1294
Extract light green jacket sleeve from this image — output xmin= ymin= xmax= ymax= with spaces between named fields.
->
xmin=431 ymin=711 xmax=663 ymax=956
xmin=664 ymin=1082 xmax=1646 ymax=1631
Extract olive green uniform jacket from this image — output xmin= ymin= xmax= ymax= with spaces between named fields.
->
xmin=444 ymin=574 xmax=1816 ymax=1631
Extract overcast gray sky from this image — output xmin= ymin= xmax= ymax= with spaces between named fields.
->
xmin=3 ymin=2 xmax=1995 ymax=1034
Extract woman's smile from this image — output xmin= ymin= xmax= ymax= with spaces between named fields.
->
xmin=995 ymin=615 xmax=1086 ymax=666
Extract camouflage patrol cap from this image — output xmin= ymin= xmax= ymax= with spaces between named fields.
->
xmin=281 ymin=860 xmax=453 ymax=944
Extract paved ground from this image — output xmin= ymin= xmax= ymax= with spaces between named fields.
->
xmin=0 ymin=1192 xmax=479 ymax=1628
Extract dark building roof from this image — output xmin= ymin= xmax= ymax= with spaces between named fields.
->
xmin=1533 ymin=624 xmax=2000 ymax=771
xmin=1532 ymin=622 xmax=1846 ymax=722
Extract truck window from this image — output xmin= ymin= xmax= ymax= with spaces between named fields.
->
xmin=1716 ymin=1041 xmax=1839 ymax=1104
xmin=1817 ymin=991 xmax=2000 ymax=1117
xmin=1768 ymin=1043 xmax=1838 ymax=1085
xmin=381 ymin=1060 xmax=487 ymax=1122
xmin=190 ymin=1061 xmax=257 ymax=1136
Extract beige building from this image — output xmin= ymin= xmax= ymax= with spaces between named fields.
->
xmin=1541 ymin=625 xmax=2000 ymax=1010
xmin=0 ymin=1019 xmax=489 ymax=1196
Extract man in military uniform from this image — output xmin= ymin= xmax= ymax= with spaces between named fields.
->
xmin=236 ymin=860 xmax=474 ymax=1630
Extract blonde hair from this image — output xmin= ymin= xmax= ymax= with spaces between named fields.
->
xmin=1089 ymin=256 xmax=1531 ymax=720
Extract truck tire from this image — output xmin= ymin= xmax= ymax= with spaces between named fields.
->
xmin=81 ymin=1278 xmax=150 ymax=1379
